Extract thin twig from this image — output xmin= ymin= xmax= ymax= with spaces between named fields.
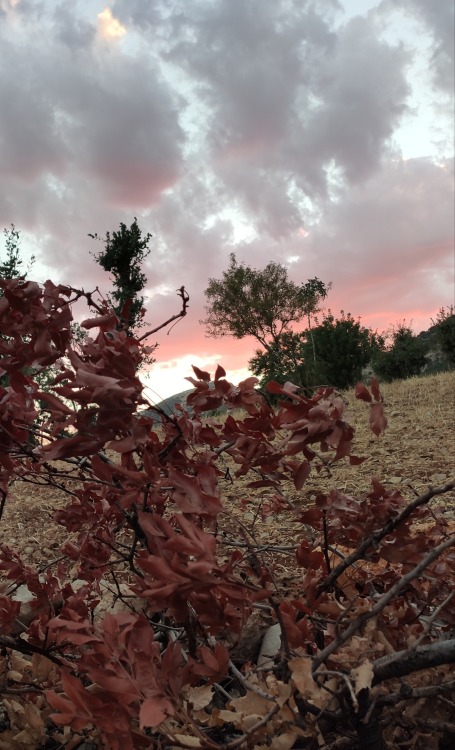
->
xmin=312 ymin=536 xmax=455 ymax=671
xmin=316 ymin=481 xmax=455 ymax=598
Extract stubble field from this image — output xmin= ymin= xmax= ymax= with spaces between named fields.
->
xmin=2 ymin=371 xmax=454 ymax=571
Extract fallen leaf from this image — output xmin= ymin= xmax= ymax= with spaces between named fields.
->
xmin=185 ymin=685 xmax=214 ymax=711
xmin=289 ymin=657 xmax=317 ymax=698
xmin=351 ymin=661 xmax=374 ymax=694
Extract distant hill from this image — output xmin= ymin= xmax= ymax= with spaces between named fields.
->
xmin=141 ymin=384 xmax=231 ymax=421
xmin=140 ymin=388 xmax=194 ymax=420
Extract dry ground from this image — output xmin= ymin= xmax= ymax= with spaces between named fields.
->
xmin=1 ymin=371 xmax=454 ymax=571
xmin=0 ymin=371 xmax=454 ymax=748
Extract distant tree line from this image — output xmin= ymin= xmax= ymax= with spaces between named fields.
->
xmin=202 ymin=254 xmax=455 ymax=391
xmin=2 ymin=226 xmax=454 ymax=395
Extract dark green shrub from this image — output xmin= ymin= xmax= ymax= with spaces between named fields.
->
xmin=433 ymin=306 xmax=455 ymax=368
xmin=304 ymin=311 xmax=379 ymax=389
xmin=372 ymin=324 xmax=429 ymax=381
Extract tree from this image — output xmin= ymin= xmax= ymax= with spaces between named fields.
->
xmin=433 ymin=306 xmax=455 ymax=368
xmin=0 ymin=224 xmax=35 ymax=281
xmin=372 ymin=323 xmax=429 ymax=381
xmin=90 ymin=218 xmax=152 ymax=335
xmin=304 ymin=311 xmax=379 ymax=389
xmin=1 ymin=225 xmax=36 ymax=389
xmin=249 ymin=331 xmax=307 ymax=390
xmin=250 ymin=312 xmax=378 ymax=391
xmin=202 ymin=253 xmax=330 ymax=352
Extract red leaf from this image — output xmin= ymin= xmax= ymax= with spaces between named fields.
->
xmin=192 ymin=365 xmax=211 ymax=382
xmin=354 ymin=382 xmax=372 ymax=402
xmin=266 ymin=380 xmax=285 ymax=394
xmin=139 ymin=697 xmax=171 ymax=728
xmin=238 ymin=376 xmax=259 ymax=391
xmin=369 ymin=403 xmax=388 ymax=436
xmin=81 ymin=313 xmax=117 ymax=330
xmin=349 ymin=455 xmax=367 ymax=465
xmin=214 ymin=364 xmax=226 ymax=381
xmin=294 ymin=461 xmax=311 ymax=490
xmin=91 ymin=454 xmax=113 ymax=482
xmin=36 ymin=391 xmax=73 ymax=415
xmin=370 ymin=377 xmax=382 ymax=402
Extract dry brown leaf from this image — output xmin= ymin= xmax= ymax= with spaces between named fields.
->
xmin=211 ymin=708 xmax=239 ymax=726
xmin=171 ymin=735 xmax=203 ymax=748
xmin=10 ymin=653 xmax=32 ymax=676
xmin=23 ymin=702 xmax=45 ymax=732
xmin=241 ymin=714 xmax=267 ymax=731
xmin=289 ymin=656 xmax=318 ymax=699
xmin=9 ymin=727 xmax=38 ymax=746
xmin=184 ymin=684 xmax=214 ymax=711
xmin=264 ymin=674 xmax=292 ymax=707
xmin=228 ymin=691 xmax=275 ymax=717
xmin=253 ymin=733 xmax=298 ymax=750
xmin=351 ymin=661 xmax=374 ymax=694
xmin=2 ymin=698 xmax=25 ymax=717
xmin=6 ymin=670 xmax=24 ymax=682
xmin=31 ymin=653 xmax=57 ymax=683
xmin=0 ymin=732 xmax=15 ymax=750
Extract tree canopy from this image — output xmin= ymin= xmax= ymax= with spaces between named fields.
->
xmin=433 ymin=306 xmax=455 ymax=367
xmin=372 ymin=323 xmax=429 ymax=382
xmin=250 ymin=313 xmax=378 ymax=391
xmin=249 ymin=331 xmax=307 ymax=390
xmin=201 ymin=253 xmax=330 ymax=351
xmin=90 ymin=218 xmax=152 ymax=335
xmin=305 ymin=311 xmax=379 ymax=389
xmin=0 ymin=224 xmax=35 ymax=281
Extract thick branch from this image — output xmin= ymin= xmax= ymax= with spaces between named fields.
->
xmin=373 ymin=639 xmax=455 ymax=685
xmin=312 ymin=535 xmax=455 ymax=671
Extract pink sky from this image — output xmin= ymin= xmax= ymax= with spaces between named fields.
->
xmin=0 ymin=0 xmax=453 ymax=400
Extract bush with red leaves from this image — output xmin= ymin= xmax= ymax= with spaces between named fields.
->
xmin=0 ymin=276 xmax=453 ymax=750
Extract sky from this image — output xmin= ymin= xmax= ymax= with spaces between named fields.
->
xmin=0 ymin=0 xmax=453 ymax=402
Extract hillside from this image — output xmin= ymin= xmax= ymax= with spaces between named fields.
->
xmin=1 ymin=370 xmax=454 ymax=748
xmin=5 ymin=370 xmax=454 ymax=568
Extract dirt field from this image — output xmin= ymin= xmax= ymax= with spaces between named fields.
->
xmin=0 ymin=371 xmax=454 ymax=749
xmin=2 ymin=371 xmax=454 ymax=571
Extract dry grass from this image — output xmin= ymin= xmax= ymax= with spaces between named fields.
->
xmin=2 ymin=371 xmax=454 ymax=572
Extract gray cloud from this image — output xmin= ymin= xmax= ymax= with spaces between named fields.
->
xmin=151 ymin=0 xmax=411 ymax=238
xmin=386 ymin=0 xmax=454 ymax=92
xmin=52 ymin=2 xmax=97 ymax=51
xmin=0 ymin=0 xmax=453 ymax=394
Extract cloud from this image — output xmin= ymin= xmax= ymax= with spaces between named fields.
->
xmin=384 ymin=0 xmax=454 ymax=92
xmin=0 ymin=0 xmax=19 ymax=14
xmin=293 ymin=156 xmax=454 ymax=325
xmin=145 ymin=0 xmax=410 ymax=243
xmin=0 ymin=6 xmax=186 ymax=263
xmin=97 ymin=7 xmax=127 ymax=41
xmin=0 ymin=1 xmax=453 ymax=396
xmin=52 ymin=3 xmax=96 ymax=51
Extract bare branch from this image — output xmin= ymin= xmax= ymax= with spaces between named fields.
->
xmin=313 ymin=536 xmax=455 ymax=671
xmin=137 ymin=286 xmax=189 ymax=341
xmin=316 ymin=481 xmax=455 ymax=597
